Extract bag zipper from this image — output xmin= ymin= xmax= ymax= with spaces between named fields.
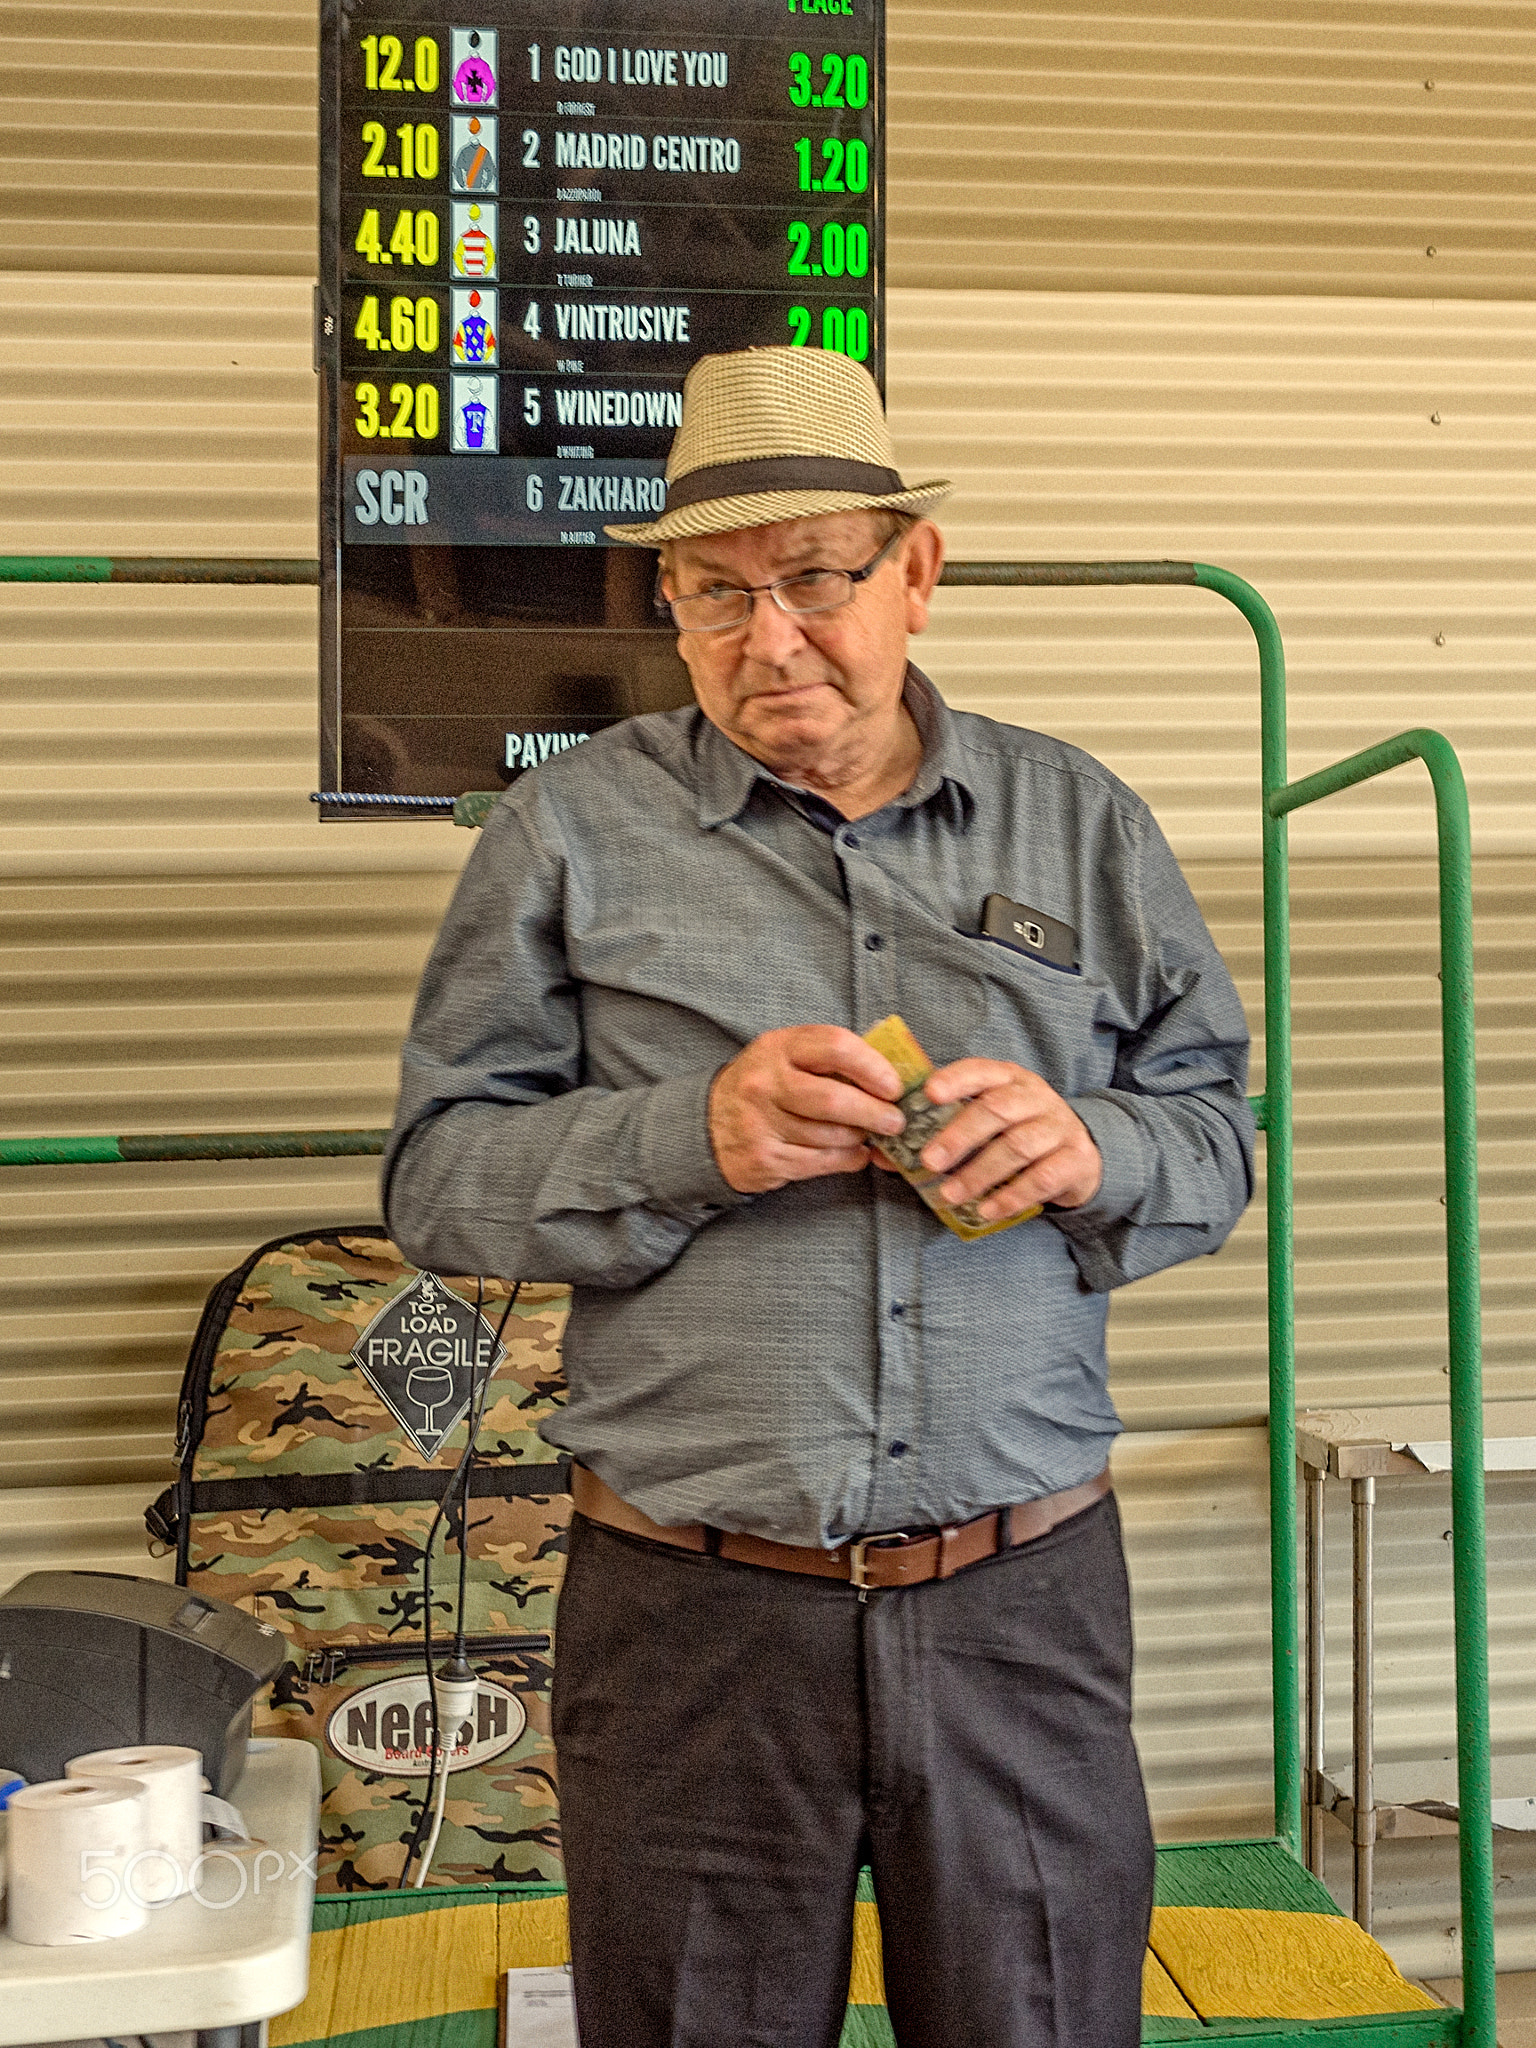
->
xmin=302 ymin=1631 xmax=551 ymax=1684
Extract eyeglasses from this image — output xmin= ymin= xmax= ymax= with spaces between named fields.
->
xmin=658 ymin=528 xmax=905 ymax=634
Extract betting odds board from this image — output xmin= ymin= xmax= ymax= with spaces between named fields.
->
xmin=318 ymin=0 xmax=885 ymax=815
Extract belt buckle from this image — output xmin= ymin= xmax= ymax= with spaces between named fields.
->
xmin=848 ymin=1529 xmax=910 ymax=1596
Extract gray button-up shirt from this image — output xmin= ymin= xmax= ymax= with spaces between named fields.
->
xmin=384 ymin=668 xmax=1253 ymax=1547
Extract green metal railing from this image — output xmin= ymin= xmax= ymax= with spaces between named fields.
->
xmin=941 ymin=560 xmax=1311 ymax=1870
xmin=1269 ymin=728 xmax=1492 ymax=2048
xmin=0 ymin=1131 xmax=385 ymax=1166
xmin=0 ymin=550 xmax=1495 ymax=2048
xmin=0 ymin=557 xmax=318 ymax=585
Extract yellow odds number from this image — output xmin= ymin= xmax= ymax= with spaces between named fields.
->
xmin=354 ymin=208 xmax=441 ymax=267
xmin=354 ymin=381 xmax=440 ymax=440
xmin=360 ymin=34 xmax=439 ymax=92
xmin=353 ymin=295 xmax=441 ymax=354
xmin=361 ymin=120 xmax=440 ymax=181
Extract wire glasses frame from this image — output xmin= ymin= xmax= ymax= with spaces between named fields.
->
xmin=655 ymin=527 xmax=906 ymax=634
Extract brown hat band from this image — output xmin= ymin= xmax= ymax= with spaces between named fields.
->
xmin=664 ymin=453 xmax=905 ymax=513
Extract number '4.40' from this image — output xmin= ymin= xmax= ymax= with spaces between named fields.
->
xmin=353 ymin=208 xmax=440 ymax=268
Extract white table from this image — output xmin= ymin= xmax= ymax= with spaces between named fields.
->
xmin=0 ymin=1739 xmax=319 ymax=2047
xmin=1296 ymin=1401 xmax=1536 ymax=1935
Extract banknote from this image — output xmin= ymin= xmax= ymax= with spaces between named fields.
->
xmin=861 ymin=1015 xmax=1042 ymax=1241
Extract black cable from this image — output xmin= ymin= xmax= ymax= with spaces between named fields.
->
xmin=449 ymin=1282 xmax=515 ymax=1659
xmin=401 ymin=1276 xmax=484 ymax=1885
xmin=399 ymin=1277 xmax=522 ymax=1886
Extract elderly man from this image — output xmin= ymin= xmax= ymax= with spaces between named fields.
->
xmin=384 ymin=346 xmax=1253 ymax=2048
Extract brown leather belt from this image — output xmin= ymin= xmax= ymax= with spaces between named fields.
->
xmin=571 ymin=1463 xmax=1112 ymax=1591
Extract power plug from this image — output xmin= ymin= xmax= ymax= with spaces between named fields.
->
xmin=435 ymin=1656 xmax=478 ymax=1744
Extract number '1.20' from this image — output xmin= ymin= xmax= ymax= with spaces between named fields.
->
xmin=793 ymin=138 xmax=869 ymax=194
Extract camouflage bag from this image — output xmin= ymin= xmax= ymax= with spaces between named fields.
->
xmin=145 ymin=1227 xmax=572 ymax=1893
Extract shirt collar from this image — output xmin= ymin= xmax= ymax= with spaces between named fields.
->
xmin=693 ymin=664 xmax=976 ymax=832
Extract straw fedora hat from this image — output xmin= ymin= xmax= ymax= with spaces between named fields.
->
xmin=604 ymin=346 xmax=950 ymax=545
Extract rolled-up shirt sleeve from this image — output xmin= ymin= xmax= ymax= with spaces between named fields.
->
xmin=1049 ymin=810 xmax=1255 ymax=1292
xmin=383 ymin=799 xmax=747 ymax=1288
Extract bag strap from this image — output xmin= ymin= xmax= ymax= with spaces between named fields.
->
xmin=146 ymin=1455 xmax=571 ymax=1547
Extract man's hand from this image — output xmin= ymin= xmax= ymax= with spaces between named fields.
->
xmin=709 ymin=1026 xmax=905 ymax=1194
xmin=915 ymin=1059 xmax=1103 ymax=1221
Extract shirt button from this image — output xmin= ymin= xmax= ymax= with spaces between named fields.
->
xmin=843 ymin=832 xmax=861 ymax=849
xmin=889 ymin=1441 xmax=909 ymax=1459
xmin=889 ymin=1300 xmax=906 ymax=1319
xmin=864 ymin=932 xmax=884 ymax=951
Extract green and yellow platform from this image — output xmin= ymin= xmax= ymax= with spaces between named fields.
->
xmin=270 ymin=1839 xmax=1454 ymax=2048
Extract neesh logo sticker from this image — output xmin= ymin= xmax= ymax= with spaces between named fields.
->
xmin=327 ymin=1671 xmax=527 ymax=1778
xmin=350 ymin=1270 xmax=507 ymax=1458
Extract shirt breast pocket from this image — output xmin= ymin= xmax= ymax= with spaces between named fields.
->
xmin=962 ymin=936 xmax=1116 ymax=1096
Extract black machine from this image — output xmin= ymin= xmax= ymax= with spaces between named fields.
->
xmin=0 ymin=1571 xmax=286 ymax=1796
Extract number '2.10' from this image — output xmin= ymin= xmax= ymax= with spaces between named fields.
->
xmin=360 ymin=121 xmax=440 ymax=182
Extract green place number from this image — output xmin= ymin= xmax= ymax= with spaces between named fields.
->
xmin=787 ymin=220 xmax=870 ymax=279
xmin=793 ymin=137 xmax=870 ymax=194
xmin=787 ymin=305 xmax=870 ymax=361
xmin=788 ymin=52 xmax=870 ymax=109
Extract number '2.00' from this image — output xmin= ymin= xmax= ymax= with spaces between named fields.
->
xmin=354 ymin=382 xmax=440 ymax=438
xmin=787 ymin=220 xmax=870 ymax=278
xmin=787 ymin=306 xmax=870 ymax=361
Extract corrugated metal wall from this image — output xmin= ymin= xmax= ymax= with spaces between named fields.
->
xmin=6 ymin=1 xmax=1534 ymax=293
xmin=0 ymin=0 xmax=1532 ymax=1977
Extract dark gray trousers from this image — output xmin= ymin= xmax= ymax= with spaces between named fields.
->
xmin=552 ymin=1494 xmax=1153 ymax=2048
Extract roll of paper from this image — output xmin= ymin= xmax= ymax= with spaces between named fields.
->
xmin=66 ymin=1745 xmax=203 ymax=1904
xmin=7 ymin=1776 xmax=149 ymax=1943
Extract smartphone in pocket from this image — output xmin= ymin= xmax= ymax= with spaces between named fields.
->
xmin=979 ymin=894 xmax=1079 ymax=973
